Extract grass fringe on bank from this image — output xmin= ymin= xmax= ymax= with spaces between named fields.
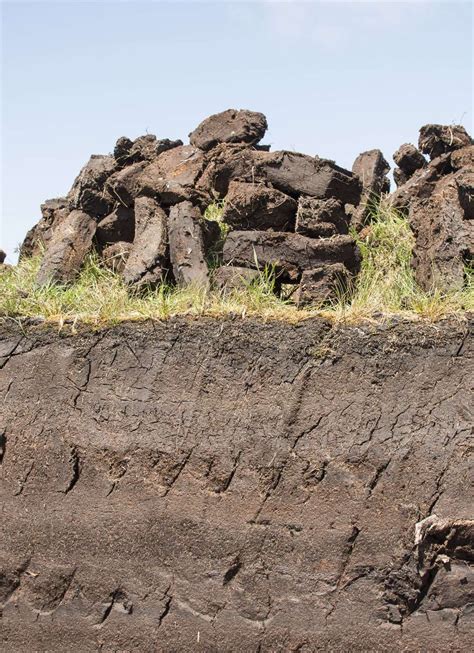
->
xmin=1 ymin=198 xmax=472 ymax=325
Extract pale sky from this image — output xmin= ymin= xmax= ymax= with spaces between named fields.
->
xmin=1 ymin=0 xmax=473 ymax=262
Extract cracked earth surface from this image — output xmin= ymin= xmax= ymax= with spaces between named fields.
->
xmin=0 ymin=317 xmax=472 ymax=651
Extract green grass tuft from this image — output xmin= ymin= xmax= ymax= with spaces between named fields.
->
xmin=203 ymin=200 xmax=229 ymax=270
xmin=325 ymin=198 xmax=473 ymax=321
xmin=204 ymin=199 xmax=229 ymax=239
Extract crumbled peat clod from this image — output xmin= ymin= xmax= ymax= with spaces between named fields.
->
xmin=221 ymin=181 xmax=297 ymax=231
xmin=67 ymin=155 xmax=117 ymax=217
xmin=393 ymin=143 xmax=427 ymax=178
xmin=293 ymin=263 xmax=350 ymax=307
xmin=122 ymin=197 xmax=169 ymax=286
xmin=35 ymin=210 xmax=96 ymax=285
xmin=96 ymin=206 xmax=135 ymax=249
xmin=222 ymin=231 xmax=360 ymax=282
xmin=295 ymin=197 xmax=349 ymax=237
xmin=114 ymin=134 xmax=183 ymax=166
xmin=168 ymin=201 xmax=209 ymax=288
xmin=418 ymin=123 xmax=472 ymax=160
xmin=391 ymin=123 xmax=474 ymax=291
xmin=189 ymin=108 xmax=268 ymax=151
xmin=351 ymin=149 xmax=391 ymax=230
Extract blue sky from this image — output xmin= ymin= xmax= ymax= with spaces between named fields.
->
xmin=1 ymin=0 xmax=472 ymax=262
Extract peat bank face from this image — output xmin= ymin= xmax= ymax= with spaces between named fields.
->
xmin=0 ymin=317 xmax=472 ymax=652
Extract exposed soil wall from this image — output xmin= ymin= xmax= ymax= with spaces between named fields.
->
xmin=0 ymin=317 xmax=472 ymax=652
